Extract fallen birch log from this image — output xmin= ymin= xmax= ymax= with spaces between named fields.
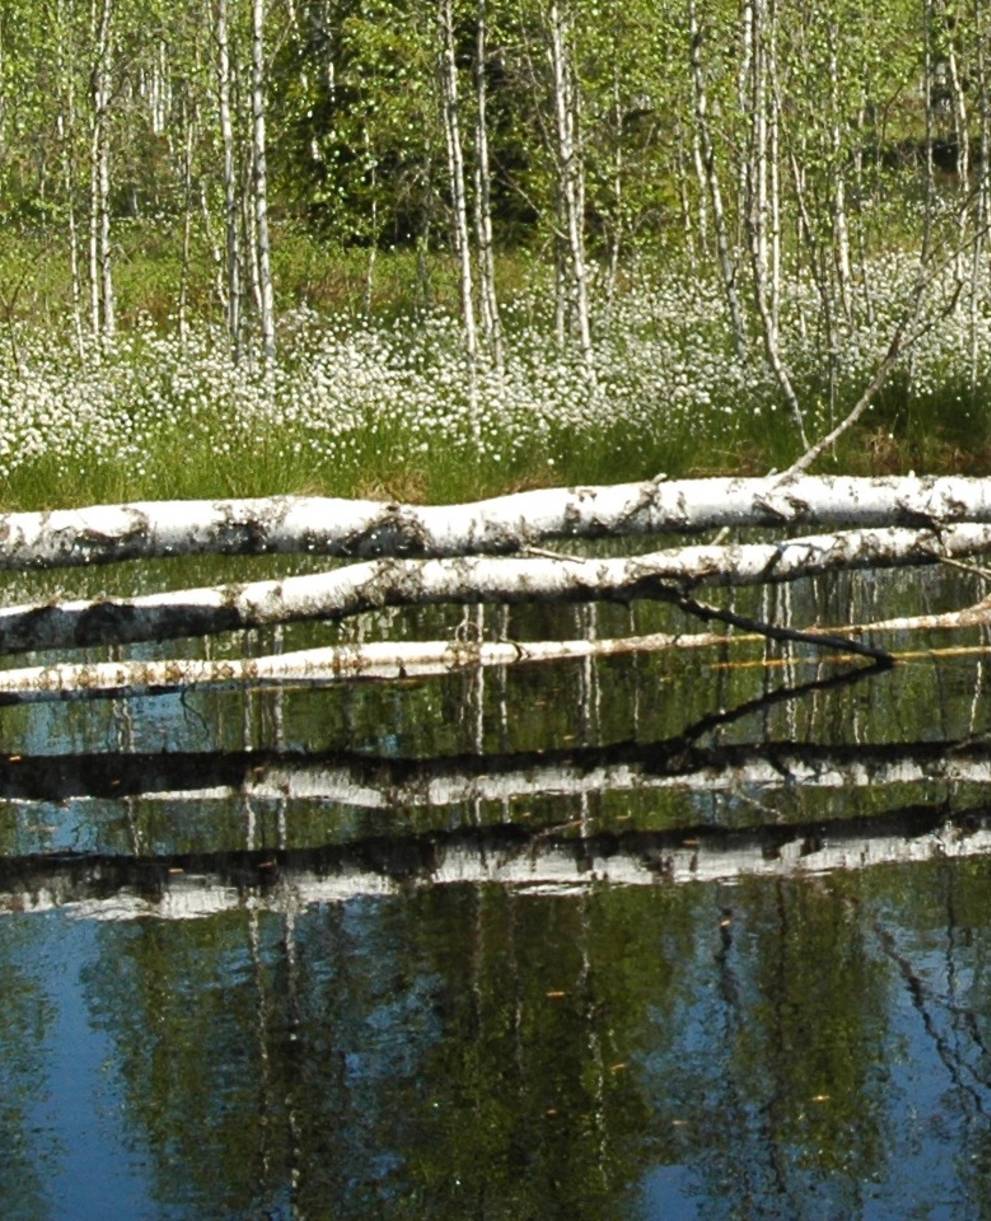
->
xmin=0 ymin=522 xmax=987 ymax=654
xmin=1 ymin=738 xmax=987 ymax=806
xmin=6 ymin=475 xmax=991 ymax=569
xmin=0 ymin=594 xmax=984 ymax=702
xmin=0 ymin=632 xmax=718 ymax=701
xmin=3 ymin=806 xmax=989 ymax=918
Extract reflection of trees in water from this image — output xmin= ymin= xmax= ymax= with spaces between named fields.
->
xmin=68 ymin=850 xmax=991 ymax=1217
xmin=8 ymin=568 xmax=991 ymax=1213
xmin=28 ymin=858 xmax=991 ymax=1216
xmin=0 ymin=922 xmax=55 ymax=1218
xmin=72 ymin=883 xmax=699 ymax=1218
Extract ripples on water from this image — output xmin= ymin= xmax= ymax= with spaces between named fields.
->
xmin=2 ymin=564 xmax=991 ymax=1217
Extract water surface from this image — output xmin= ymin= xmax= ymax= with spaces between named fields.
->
xmin=2 ymin=561 xmax=991 ymax=1217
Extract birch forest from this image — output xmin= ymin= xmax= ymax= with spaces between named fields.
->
xmin=0 ymin=0 xmax=988 ymax=502
xmin=8 ymin=7 xmax=991 ymax=1211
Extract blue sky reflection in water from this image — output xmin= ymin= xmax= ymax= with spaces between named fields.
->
xmin=3 ymin=871 xmax=991 ymax=1217
xmin=2 ymin=566 xmax=991 ymax=1216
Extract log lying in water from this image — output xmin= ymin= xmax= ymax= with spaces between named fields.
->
xmin=4 ymin=475 xmax=991 ymax=569
xmin=0 ymin=592 xmax=986 ymax=702
xmin=0 ymin=522 xmax=988 ymax=654
xmin=0 ymin=632 xmax=718 ymax=701
xmin=3 ymin=805 xmax=990 ymax=919
xmin=0 ymin=738 xmax=987 ymax=807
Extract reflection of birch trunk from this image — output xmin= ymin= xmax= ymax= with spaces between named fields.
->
xmin=12 ymin=805 xmax=991 ymax=918
xmin=247 ymin=907 xmax=274 ymax=1187
xmin=110 ymin=642 xmax=142 ymax=856
xmin=10 ymin=737 xmax=991 ymax=810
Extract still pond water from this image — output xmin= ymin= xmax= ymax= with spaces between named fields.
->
xmin=3 ymin=555 xmax=991 ymax=1218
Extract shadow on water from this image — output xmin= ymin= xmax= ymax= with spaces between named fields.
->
xmin=3 ymin=565 xmax=991 ymax=1216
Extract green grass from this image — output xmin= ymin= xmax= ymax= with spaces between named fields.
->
xmin=0 ymin=229 xmax=990 ymax=512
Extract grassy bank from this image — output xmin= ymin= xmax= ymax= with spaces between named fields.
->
xmin=0 ymin=246 xmax=989 ymax=511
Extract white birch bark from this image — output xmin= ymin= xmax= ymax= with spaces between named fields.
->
xmin=688 ymin=0 xmax=747 ymax=360
xmin=473 ymin=0 xmax=502 ymax=368
xmin=0 ymin=632 xmax=704 ymax=702
xmin=971 ymin=0 xmax=989 ymax=391
xmin=2 ymin=521 xmax=991 ymax=653
xmin=438 ymin=0 xmax=479 ymax=379
xmin=56 ymin=0 xmax=85 ymax=358
xmin=95 ymin=0 xmax=114 ymax=341
xmin=3 ymin=475 xmax=991 ymax=570
xmin=0 ymin=592 xmax=982 ymax=701
xmin=178 ymin=98 xmax=196 ymax=344
xmin=216 ymin=0 xmax=241 ymax=353
xmin=251 ymin=0 xmax=276 ymax=361
xmin=744 ymin=0 xmax=808 ymax=445
xmin=827 ymin=18 xmax=852 ymax=323
xmin=548 ymin=0 xmax=595 ymax=383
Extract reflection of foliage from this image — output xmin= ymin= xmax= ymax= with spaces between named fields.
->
xmin=636 ymin=875 xmax=891 ymax=1215
xmin=0 ymin=922 xmax=56 ymax=1218
xmin=740 ymin=877 xmax=888 ymax=1181
xmin=34 ymin=849 xmax=991 ymax=1215
xmin=82 ymin=912 xmax=296 ymax=1216
xmin=77 ymin=882 xmax=698 ymax=1217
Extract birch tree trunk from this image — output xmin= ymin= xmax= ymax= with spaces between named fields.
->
xmin=473 ymin=0 xmax=503 ymax=369
xmin=88 ymin=0 xmax=114 ymax=342
xmin=216 ymin=0 xmax=242 ymax=354
xmin=56 ymin=0 xmax=84 ymax=358
xmin=744 ymin=0 xmax=808 ymax=445
xmin=251 ymin=0 xmax=276 ymax=362
xmin=438 ymin=0 xmax=479 ymax=382
xmin=970 ymin=0 xmax=989 ymax=393
xmin=4 ymin=475 xmax=991 ymax=569
xmin=177 ymin=96 xmax=196 ymax=345
xmin=827 ymin=17 xmax=853 ymax=323
xmin=688 ymin=0 xmax=747 ymax=360
xmin=2 ymin=521 xmax=991 ymax=653
xmin=96 ymin=0 xmax=114 ymax=341
xmin=548 ymin=0 xmax=595 ymax=384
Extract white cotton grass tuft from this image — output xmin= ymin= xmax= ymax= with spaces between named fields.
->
xmin=0 ymin=248 xmax=986 ymax=505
